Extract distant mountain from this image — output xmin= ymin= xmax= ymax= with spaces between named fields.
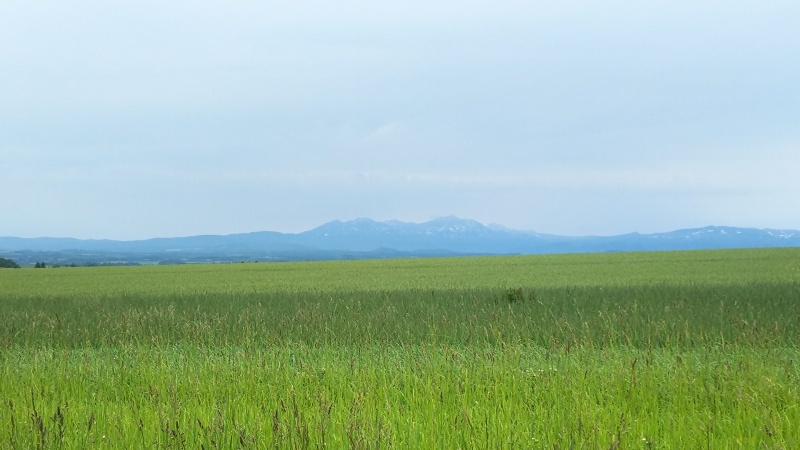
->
xmin=1 ymin=218 xmax=799 ymax=266
xmin=298 ymin=216 xmax=519 ymax=253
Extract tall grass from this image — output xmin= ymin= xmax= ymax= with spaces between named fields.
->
xmin=1 ymin=344 xmax=797 ymax=448
xmin=1 ymin=248 xmax=799 ymax=447
xmin=2 ymin=282 xmax=798 ymax=349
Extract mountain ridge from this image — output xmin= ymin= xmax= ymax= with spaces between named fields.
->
xmin=2 ymin=217 xmax=799 ymax=265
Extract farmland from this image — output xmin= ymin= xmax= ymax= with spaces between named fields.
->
xmin=1 ymin=248 xmax=799 ymax=448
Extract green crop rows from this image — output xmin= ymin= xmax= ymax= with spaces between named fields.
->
xmin=1 ymin=248 xmax=799 ymax=448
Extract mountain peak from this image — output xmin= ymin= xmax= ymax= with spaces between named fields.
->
xmin=421 ymin=216 xmax=487 ymax=234
xmin=306 ymin=218 xmax=384 ymax=236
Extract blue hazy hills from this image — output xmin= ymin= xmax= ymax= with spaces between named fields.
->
xmin=2 ymin=217 xmax=799 ymax=265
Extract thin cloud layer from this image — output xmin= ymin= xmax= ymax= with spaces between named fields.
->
xmin=1 ymin=1 xmax=799 ymax=239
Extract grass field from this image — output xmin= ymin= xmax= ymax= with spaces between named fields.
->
xmin=1 ymin=248 xmax=799 ymax=448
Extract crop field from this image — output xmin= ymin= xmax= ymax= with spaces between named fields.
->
xmin=1 ymin=248 xmax=799 ymax=448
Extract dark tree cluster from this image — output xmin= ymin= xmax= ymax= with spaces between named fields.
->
xmin=34 ymin=262 xmax=47 ymax=268
xmin=0 ymin=257 xmax=21 ymax=269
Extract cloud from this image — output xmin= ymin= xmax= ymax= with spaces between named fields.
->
xmin=1 ymin=1 xmax=799 ymax=239
xmin=362 ymin=122 xmax=401 ymax=144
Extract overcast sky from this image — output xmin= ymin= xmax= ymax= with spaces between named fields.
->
xmin=2 ymin=1 xmax=799 ymax=240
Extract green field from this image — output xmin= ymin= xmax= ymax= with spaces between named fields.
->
xmin=1 ymin=248 xmax=799 ymax=448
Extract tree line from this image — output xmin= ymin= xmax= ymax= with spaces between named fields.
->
xmin=0 ymin=257 xmax=21 ymax=269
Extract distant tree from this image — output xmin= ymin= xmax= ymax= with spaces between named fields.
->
xmin=34 ymin=262 xmax=47 ymax=269
xmin=0 ymin=257 xmax=21 ymax=269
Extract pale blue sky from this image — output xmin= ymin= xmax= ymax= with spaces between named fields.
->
xmin=2 ymin=1 xmax=799 ymax=239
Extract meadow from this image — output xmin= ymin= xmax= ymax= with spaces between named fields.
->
xmin=1 ymin=248 xmax=799 ymax=448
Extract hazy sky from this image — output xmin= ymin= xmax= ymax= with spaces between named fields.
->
xmin=2 ymin=1 xmax=799 ymax=239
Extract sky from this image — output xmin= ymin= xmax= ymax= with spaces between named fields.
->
xmin=2 ymin=1 xmax=799 ymax=240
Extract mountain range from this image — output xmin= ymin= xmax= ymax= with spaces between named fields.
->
xmin=2 ymin=217 xmax=799 ymax=266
